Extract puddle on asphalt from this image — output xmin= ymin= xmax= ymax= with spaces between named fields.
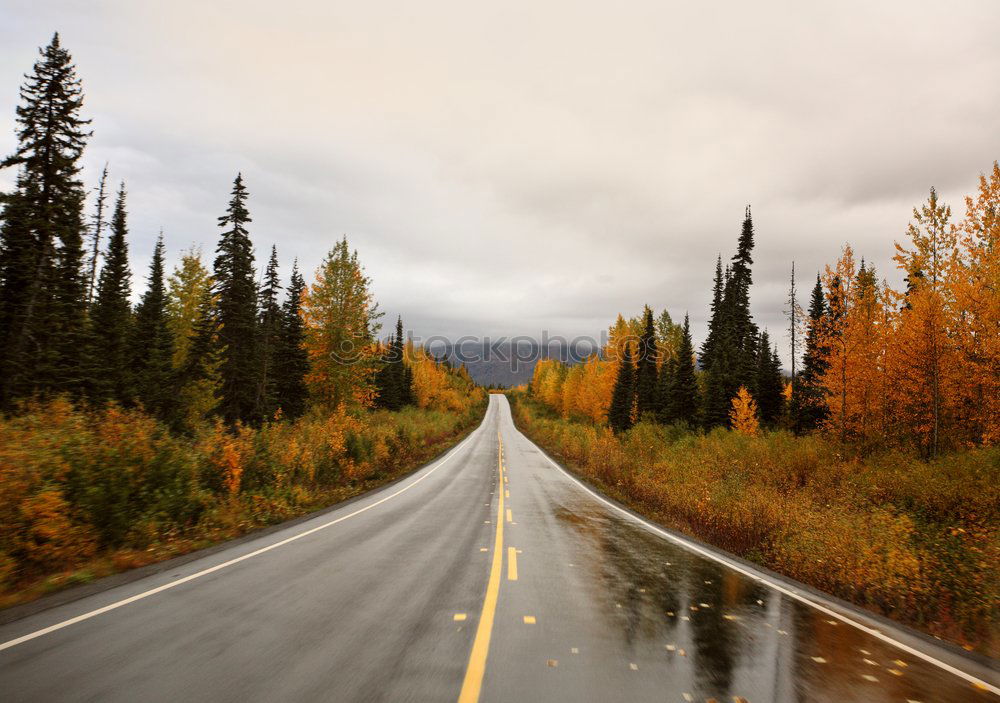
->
xmin=551 ymin=495 xmax=994 ymax=703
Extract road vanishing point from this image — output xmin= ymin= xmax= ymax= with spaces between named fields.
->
xmin=1 ymin=395 xmax=997 ymax=702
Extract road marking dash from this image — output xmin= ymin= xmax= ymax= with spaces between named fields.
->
xmin=454 ymin=613 xmax=467 ymax=621
xmin=506 ymin=509 xmax=512 ymax=523
xmin=523 ymin=615 xmax=536 ymax=624
xmin=507 ymin=547 xmax=518 ymax=581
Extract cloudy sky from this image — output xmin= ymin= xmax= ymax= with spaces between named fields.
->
xmin=2 ymin=0 xmax=998 ymax=365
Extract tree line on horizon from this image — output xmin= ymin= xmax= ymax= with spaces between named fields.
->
xmin=532 ymin=173 xmax=999 ymax=458
xmin=0 ymin=34 xmax=433 ymax=429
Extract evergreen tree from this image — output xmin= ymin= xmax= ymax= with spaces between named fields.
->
xmin=754 ymin=330 xmax=784 ymax=425
xmin=0 ymin=34 xmax=92 ymax=406
xmin=727 ymin=205 xmax=760 ymax=390
xmin=213 ymin=174 xmax=258 ymax=424
xmin=701 ymin=207 xmax=760 ymax=427
xmin=375 ymin=316 xmax=413 ymax=410
xmin=254 ymin=245 xmax=282 ymax=421
xmin=791 ymin=274 xmax=829 ymax=433
xmin=634 ymin=305 xmax=659 ymax=419
xmin=86 ymin=164 xmax=109 ymax=304
xmin=699 ymin=254 xmax=724 ymax=370
xmin=130 ymin=235 xmax=174 ymax=419
xmin=667 ymin=314 xmax=700 ymax=425
xmin=87 ymin=183 xmax=132 ymax=404
xmin=275 ymin=260 xmax=309 ymax=419
xmin=655 ymin=355 xmax=677 ymax=424
xmin=607 ymin=342 xmax=636 ymax=434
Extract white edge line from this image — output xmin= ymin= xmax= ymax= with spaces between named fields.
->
xmin=0 ymin=415 xmax=487 ymax=653
xmin=511 ymin=417 xmax=1000 ymax=696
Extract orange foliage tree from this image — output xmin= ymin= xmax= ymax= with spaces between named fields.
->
xmin=301 ymin=238 xmax=382 ymax=411
xmin=729 ymin=386 xmax=760 ymax=436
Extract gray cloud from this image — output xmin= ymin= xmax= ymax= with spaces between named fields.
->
xmin=1 ymin=0 xmax=997 ymax=368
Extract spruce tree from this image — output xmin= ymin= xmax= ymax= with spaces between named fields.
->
xmin=754 ymin=330 xmax=784 ymax=426
xmin=86 ymin=164 xmax=109 ymax=304
xmin=701 ymin=207 xmax=760 ymax=427
xmin=255 ymin=245 xmax=281 ymax=421
xmin=275 ymin=260 xmax=309 ymax=419
xmin=792 ymin=275 xmax=829 ymax=433
xmin=0 ymin=34 xmax=92 ymax=405
xmin=375 ymin=316 xmax=414 ymax=410
xmin=213 ymin=174 xmax=258 ymax=424
xmin=655 ymin=355 xmax=677 ymax=424
xmin=87 ymin=183 xmax=132 ymax=404
xmin=668 ymin=314 xmax=700 ymax=425
xmin=607 ymin=342 xmax=636 ymax=433
xmin=131 ymin=235 xmax=174 ymax=419
xmin=699 ymin=254 xmax=724 ymax=371
xmin=634 ymin=306 xmax=659 ymax=419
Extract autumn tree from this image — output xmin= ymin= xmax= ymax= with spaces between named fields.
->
xmin=175 ymin=286 xmax=223 ymax=430
xmin=213 ymin=174 xmax=258 ymax=424
xmin=301 ymin=237 xmax=382 ymax=410
xmin=166 ymin=247 xmax=212 ymax=370
xmin=890 ymin=188 xmax=958 ymax=457
xmin=948 ymin=162 xmax=1000 ymax=444
xmin=730 ymin=386 xmax=760 ymax=436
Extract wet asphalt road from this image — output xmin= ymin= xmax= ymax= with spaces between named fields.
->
xmin=0 ymin=394 xmax=996 ymax=702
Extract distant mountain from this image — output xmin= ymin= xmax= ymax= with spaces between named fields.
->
xmin=425 ymin=339 xmax=596 ymax=388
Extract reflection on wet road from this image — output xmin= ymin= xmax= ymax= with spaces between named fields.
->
xmin=491 ymin=395 xmax=997 ymax=702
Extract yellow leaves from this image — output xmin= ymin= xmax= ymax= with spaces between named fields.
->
xmin=19 ymin=489 xmax=96 ymax=571
xmin=410 ymin=347 xmax=484 ymax=413
xmin=730 ymin=387 xmax=760 ymax=436
xmin=301 ymin=238 xmax=380 ymax=411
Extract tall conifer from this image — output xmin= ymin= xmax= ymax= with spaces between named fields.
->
xmin=0 ymin=34 xmax=91 ymax=405
xmin=255 ymin=245 xmax=281 ymax=421
xmin=635 ymin=306 xmax=659 ymax=418
xmin=275 ymin=260 xmax=309 ymax=419
xmin=213 ymin=174 xmax=258 ymax=424
xmin=792 ymin=275 xmax=829 ymax=432
xmin=88 ymin=184 xmax=132 ymax=404
xmin=131 ymin=235 xmax=174 ymax=419
xmin=754 ymin=329 xmax=784 ymax=425
xmin=668 ymin=314 xmax=700 ymax=425
xmin=608 ymin=342 xmax=636 ymax=433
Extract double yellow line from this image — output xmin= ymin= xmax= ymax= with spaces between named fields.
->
xmin=457 ymin=431 xmax=506 ymax=703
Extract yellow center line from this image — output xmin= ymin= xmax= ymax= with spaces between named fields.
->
xmin=507 ymin=547 xmax=518 ymax=581
xmin=457 ymin=430 xmax=505 ymax=703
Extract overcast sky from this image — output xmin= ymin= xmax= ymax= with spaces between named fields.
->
xmin=2 ymin=0 xmax=998 ymax=366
